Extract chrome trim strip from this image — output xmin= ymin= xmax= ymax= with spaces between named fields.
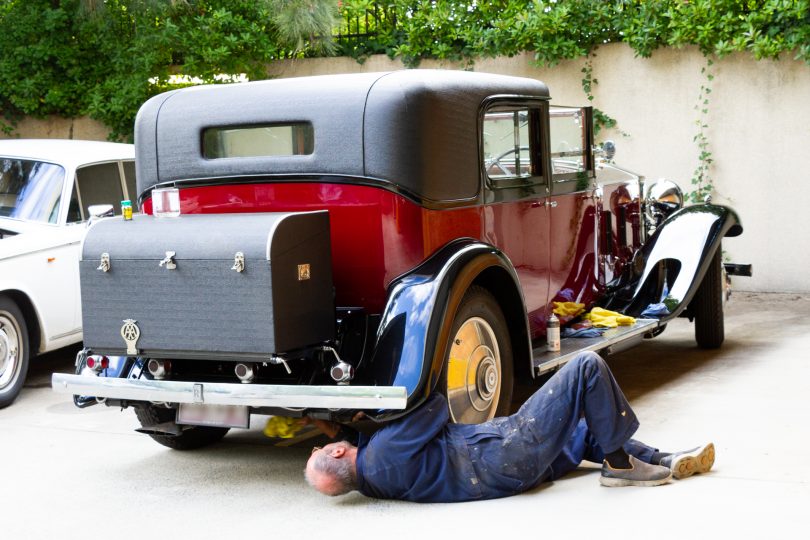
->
xmin=532 ymin=319 xmax=659 ymax=375
xmin=51 ymin=373 xmax=407 ymax=409
xmin=50 ymin=328 xmax=82 ymax=341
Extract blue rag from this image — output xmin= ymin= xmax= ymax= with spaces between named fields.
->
xmin=640 ymin=302 xmax=670 ymax=319
xmin=562 ymin=326 xmax=606 ymax=338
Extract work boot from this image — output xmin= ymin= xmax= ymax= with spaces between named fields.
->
xmin=600 ymin=456 xmax=672 ymax=487
xmin=659 ymin=442 xmax=715 ymax=479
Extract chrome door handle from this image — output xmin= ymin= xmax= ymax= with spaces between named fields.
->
xmin=545 ymin=200 xmax=558 ymax=208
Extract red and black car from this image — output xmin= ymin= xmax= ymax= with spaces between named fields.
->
xmin=53 ymin=70 xmax=747 ymax=449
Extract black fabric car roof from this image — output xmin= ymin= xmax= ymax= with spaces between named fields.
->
xmin=135 ymin=70 xmax=550 ymax=203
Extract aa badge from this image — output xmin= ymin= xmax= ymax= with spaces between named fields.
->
xmin=121 ymin=319 xmax=141 ymax=355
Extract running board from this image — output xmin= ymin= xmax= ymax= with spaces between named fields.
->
xmin=532 ymin=319 xmax=660 ymax=376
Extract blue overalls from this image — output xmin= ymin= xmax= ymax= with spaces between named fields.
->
xmin=356 ymin=351 xmax=656 ymax=502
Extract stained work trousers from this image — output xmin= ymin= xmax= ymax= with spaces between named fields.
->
xmin=464 ymin=351 xmax=656 ymax=498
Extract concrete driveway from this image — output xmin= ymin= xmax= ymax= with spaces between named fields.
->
xmin=2 ymin=292 xmax=806 ymax=539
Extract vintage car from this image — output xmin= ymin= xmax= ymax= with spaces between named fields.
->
xmin=0 ymin=139 xmax=136 ymax=407
xmin=52 ymin=71 xmax=748 ymax=449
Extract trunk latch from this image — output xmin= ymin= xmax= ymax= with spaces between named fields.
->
xmin=97 ymin=252 xmax=111 ymax=272
xmin=231 ymin=252 xmax=245 ymax=273
xmin=159 ymin=251 xmax=177 ymax=270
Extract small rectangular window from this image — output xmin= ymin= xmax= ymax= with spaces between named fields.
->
xmin=483 ymin=109 xmax=531 ymax=180
xmin=203 ymin=123 xmax=314 ymax=158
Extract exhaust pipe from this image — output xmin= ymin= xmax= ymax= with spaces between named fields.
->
xmin=330 ymin=361 xmax=354 ymax=384
xmin=147 ymin=359 xmax=171 ymax=380
xmin=135 ymin=421 xmax=186 ymax=437
xmin=234 ymin=363 xmax=256 ymax=383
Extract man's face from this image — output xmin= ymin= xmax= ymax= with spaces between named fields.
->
xmin=308 ymin=441 xmax=348 ymax=466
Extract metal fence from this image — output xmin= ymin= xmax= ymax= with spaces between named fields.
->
xmin=334 ymin=2 xmax=397 ymax=51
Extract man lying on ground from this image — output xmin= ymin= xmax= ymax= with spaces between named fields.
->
xmin=305 ymin=351 xmax=715 ymax=502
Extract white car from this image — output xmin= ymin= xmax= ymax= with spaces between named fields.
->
xmin=0 ymin=139 xmax=135 ymax=407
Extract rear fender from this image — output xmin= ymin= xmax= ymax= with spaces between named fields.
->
xmin=601 ymin=203 xmax=742 ymax=320
xmin=367 ymin=239 xmax=530 ymax=419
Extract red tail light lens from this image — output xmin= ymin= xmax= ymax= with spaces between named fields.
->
xmin=86 ymin=356 xmax=109 ymax=371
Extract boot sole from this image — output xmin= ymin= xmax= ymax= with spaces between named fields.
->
xmin=599 ymin=473 xmax=672 ymax=487
xmin=671 ymin=442 xmax=715 ymax=479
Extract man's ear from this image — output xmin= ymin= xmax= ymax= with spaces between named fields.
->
xmin=329 ymin=446 xmax=346 ymax=458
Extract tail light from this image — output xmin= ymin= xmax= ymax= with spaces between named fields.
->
xmin=86 ymin=356 xmax=109 ymax=372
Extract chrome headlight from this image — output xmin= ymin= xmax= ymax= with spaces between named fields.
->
xmin=643 ymin=179 xmax=683 ymax=233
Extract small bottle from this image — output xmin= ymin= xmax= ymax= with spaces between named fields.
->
xmin=547 ymin=313 xmax=560 ymax=352
xmin=121 ymin=200 xmax=133 ymax=221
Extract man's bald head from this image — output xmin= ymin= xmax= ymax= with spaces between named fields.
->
xmin=305 ymin=441 xmax=358 ymax=496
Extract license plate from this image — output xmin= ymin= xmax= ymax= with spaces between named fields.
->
xmin=177 ymin=403 xmax=249 ymax=429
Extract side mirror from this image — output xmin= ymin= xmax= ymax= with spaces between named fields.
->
xmin=87 ymin=204 xmax=114 ymax=221
xmin=595 ymin=140 xmax=616 ymax=161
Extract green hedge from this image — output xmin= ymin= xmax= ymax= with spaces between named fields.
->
xmin=1 ymin=0 xmax=807 ymax=140
xmin=0 ymin=0 xmax=300 ymax=139
xmin=351 ymin=0 xmax=809 ymax=67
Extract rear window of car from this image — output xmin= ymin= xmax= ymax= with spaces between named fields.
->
xmin=202 ymin=123 xmax=314 ymax=158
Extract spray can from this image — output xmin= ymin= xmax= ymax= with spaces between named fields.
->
xmin=547 ymin=313 xmax=560 ymax=352
xmin=121 ymin=200 xmax=133 ymax=221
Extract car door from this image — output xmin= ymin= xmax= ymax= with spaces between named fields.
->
xmin=546 ymin=106 xmax=601 ymax=309
xmin=481 ymin=101 xmax=551 ymax=337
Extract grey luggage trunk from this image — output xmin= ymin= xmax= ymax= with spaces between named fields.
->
xmin=80 ymin=211 xmax=334 ymax=359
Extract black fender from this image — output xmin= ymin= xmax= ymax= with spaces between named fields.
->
xmin=366 ymin=238 xmax=531 ymax=420
xmin=601 ymin=203 xmax=742 ymax=320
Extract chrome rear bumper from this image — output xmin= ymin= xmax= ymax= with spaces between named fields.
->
xmin=51 ymin=373 xmax=407 ymax=410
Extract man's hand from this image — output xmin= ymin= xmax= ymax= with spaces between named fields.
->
xmin=300 ymin=417 xmax=341 ymax=439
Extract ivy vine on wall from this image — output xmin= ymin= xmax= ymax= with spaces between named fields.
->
xmin=690 ymin=55 xmax=715 ymax=203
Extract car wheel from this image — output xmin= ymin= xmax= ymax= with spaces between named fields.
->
xmin=692 ymin=246 xmax=725 ymax=349
xmin=442 ymin=286 xmax=514 ymax=424
xmin=135 ymin=405 xmax=229 ymax=450
xmin=0 ymin=296 xmax=30 ymax=408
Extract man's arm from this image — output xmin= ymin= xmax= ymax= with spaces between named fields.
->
xmin=368 ymin=393 xmax=449 ymax=456
xmin=303 ymin=418 xmax=360 ymax=445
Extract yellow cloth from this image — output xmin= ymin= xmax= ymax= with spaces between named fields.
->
xmin=583 ymin=307 xmax=636 ymax=328
xmin=263 ymin=416 xmax=303 ymax=439
xmin=553 ymin=301 xmax=586 ymax=318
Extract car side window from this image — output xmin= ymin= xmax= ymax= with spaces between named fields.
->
xmin=549 ymin=106 xmax=594 ymax=192
xmin=483 ymin=108 xmax=532 ymax=180
xmin=70 ymin=162 xmax=126 ymax=222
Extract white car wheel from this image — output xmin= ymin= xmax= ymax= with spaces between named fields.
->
xmin=0 ymin=297 xmax=29 ymax=408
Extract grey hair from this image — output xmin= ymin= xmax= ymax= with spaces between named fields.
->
xmin=305 ymin=445 xmax=358 ymax=496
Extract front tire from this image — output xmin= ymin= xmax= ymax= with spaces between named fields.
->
xmin=442 ymin=286 xmax=514 ymax=424
xmin=0 ymin=296 xmax=30 ymax=408
xmin=692 ymin=246 xmax=725 ymax=349
xmin=135 ymin=405 xmax=229 ymax=450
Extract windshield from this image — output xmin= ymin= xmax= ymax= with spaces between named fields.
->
xmin=0 ymin=158 xmax=65 ymax=224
